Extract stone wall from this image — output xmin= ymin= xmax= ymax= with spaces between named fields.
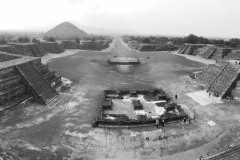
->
xmin=40 ymin=42 xmax=65 ymax=54
xmin=61 ymin=40 xmax=79 ymax=49
xmin=7 ymin=43 xmax=45 ymax=57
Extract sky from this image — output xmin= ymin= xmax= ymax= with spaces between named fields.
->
xmin=0 ymin=0 xmax=240 ymax=38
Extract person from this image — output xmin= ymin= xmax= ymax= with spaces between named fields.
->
xmin=156 ymin=119 xmax=159 ymax=128
xmin=175 ymin=94 xmax=178 ymax=100
xmin=209 ymin=92 xmax=211 ymax=98
xmin=161 ymin=119 xmax=165 ymax=127
xmin=192 ymin=114 xmax=196 ymax=122
xmin=183 ymin=117 xmax=187 ymax=124
xmin=188 ymin=116 xmax=191 ymax=124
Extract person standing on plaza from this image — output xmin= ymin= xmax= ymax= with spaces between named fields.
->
xmin=183 ymin=117 xmax=187 ymax=124
xmin=156 ymin=119 xmax=159 ymax=128
xmin=162 ymin=119 xmax=165 ymax=127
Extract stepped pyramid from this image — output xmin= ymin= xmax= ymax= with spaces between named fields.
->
xmin=45 ymin=21 xmax=88 ymax=37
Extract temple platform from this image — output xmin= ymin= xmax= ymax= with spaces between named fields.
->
xmin=107 ymin=57 xmax=140 ymax=65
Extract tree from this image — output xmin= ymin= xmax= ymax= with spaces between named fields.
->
xmin=202 ymin=38 xmax=209 ymax=44
xmin=32 ymin=38 xmax=40 ymax=43
xmin=47 ymin=37 xmax=56 ymax=42
xmin=18 ymin=36 xmax=30 ymax=43
xmin=92 ymin=37 xmax=96 ymax=43
xmin=43 ymin=36 xmax=49 ymax=40
xmin=218 ymin=39 xmax=224 ymax=45
xmin=143 ymin=38 xmax=150 ymax=43
xmin=224 ymin=41 xmax=231 ymax=46
xmin=98 ymin=35 xmax=104 ymax=40
xmin=230 ymin=38 xmax=240 ymax=46
xmin=0 ymin=39 xmax=7 ymax=44
xmin=76 ymin=38 xmax=80 ymax=44
xmin=230 ymin=42 xmax=237 ymax=48
xmin=185 ymin=34 xmax=198 ymax=44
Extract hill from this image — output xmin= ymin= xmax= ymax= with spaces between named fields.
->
xmin=45 ymin=21 xmax=88 ymax=37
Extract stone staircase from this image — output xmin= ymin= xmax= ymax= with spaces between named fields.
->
xmin=197 ymin=63 xmax=226 ymax=85
xmin=177 ymin=45 xmax=185 ymax=53
xmin=178 ymin=45 xmax=188 ymax=54
xmin=16 ymin=63 xmax=57 ymax=104
xmin=229 ymin=50 xmax=240 ymax=59
xmin=55 ymin=43 xmax=65 ymax=53
xmin=29 ymin=44 xmax=45 ymax=57
xmin=184 ymin=45 xmax=201 ymax=55
xmin=202 ymin=48 xmax=216 ymax=59
xmin=208 ymin=63 xmax=239 ymax=98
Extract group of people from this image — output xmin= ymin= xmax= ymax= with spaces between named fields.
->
xmin=155 ymin=119 xmax=165 ymax=128
xmin=128 ymin=49 xmax=137 ymax=52
xmin=155 ymin=116 xmax=192 ymax=128
xmin=207 ymin=91 xmax=219 ymax=98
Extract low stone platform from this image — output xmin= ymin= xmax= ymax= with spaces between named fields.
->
xmin=107 ymin=57 xmax=140 ymax=65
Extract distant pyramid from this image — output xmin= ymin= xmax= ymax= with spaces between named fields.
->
xmin=45 ymin=21 xmax=88 ymax=37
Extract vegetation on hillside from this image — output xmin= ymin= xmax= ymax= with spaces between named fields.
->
xmin=123 ymin=34 xmax=240 ymax=48
xmin=18 ymin=36 xmax=30 ymax=43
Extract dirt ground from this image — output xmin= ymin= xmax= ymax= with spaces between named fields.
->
xmin=1 ymin=38 xmax=240 ymax=160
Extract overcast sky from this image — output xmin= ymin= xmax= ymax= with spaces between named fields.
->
xmin=0 ymin=0 xmax=240 ymax=38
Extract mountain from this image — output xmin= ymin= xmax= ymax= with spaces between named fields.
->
xmin=45 ymin=21 xmax=88 ymax=37
xmin=69 ymin=20 xmax=140 ymax=35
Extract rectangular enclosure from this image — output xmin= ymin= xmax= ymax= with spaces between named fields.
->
xmin=94 ymin=89 xmax=188 ymax=127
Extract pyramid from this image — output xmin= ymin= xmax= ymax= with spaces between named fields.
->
xmin=45 ymin=21 xmax=88 ymax=37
